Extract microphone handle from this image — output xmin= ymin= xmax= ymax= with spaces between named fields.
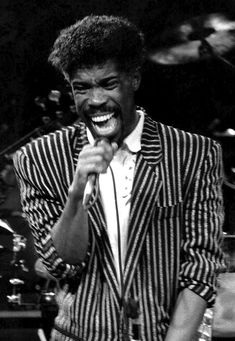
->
xmin=82 ymin=173 xmax=97 ymax=209
xmin=82 ymin=137 xmax=114 ymax=209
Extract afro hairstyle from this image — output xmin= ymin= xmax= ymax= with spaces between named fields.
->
xmin=48 ymin=15 xmax=146 ymax=79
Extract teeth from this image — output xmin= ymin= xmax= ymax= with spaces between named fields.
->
xmin=91 ymin=112 xmax=114 ymax=123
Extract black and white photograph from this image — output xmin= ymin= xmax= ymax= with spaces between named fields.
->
xmin=0 ymin=1 xmax=235 ymax=340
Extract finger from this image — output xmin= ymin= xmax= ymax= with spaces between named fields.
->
xmin=77 ymin=155 xmax=109 ymax=175
xmin=79 ymin=147 xmax=109 ymax=165
xmin=98 ymin=140 xmax=118 ymax=156
xmin=111 ymin=142 xmax=118 ymax=153
xmin=90 ymin=144 xmax=115 ymax=163
xmin=79 ymin=163 xmax=108 ymax=175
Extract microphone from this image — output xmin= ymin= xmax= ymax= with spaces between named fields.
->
xmin=82 ymin=137 xmax=113 ymax=210
xmin=82 ymin=173 xmax=98 ymax=209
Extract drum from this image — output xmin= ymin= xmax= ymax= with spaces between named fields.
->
xmin=0 ymin=161 xmax=42 ymax=308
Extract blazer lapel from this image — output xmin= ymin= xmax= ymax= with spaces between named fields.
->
xmin=124 ymin=115 xmax=163 ymax=296
xmin=73 ymin=123 xmax=121 ymax=307
xmin=89 ymin=195 xmax=121 ymax=308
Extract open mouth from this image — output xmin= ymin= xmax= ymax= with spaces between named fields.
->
xmin=89 ymin=112 xmax=121 ymax=138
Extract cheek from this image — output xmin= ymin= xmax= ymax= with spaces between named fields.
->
xmin=74 ymin=97 xmax=87 ymax=111
xmin=73 ymin=99 xmax=87 ymax=120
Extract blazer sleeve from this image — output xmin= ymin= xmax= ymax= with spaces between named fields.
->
xmin=13 ymin=147 xmax=91 ymax=280
xmin=179 ymin=139 xmax=225 ymax=306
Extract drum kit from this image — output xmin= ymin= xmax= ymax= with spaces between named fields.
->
xmin=0 ymin=161 xmax=57 ymax=313
xmin=0 ymin=194 xmax=57 ymax=311
xmin=0 ymin=217 xmax=27 ymax=305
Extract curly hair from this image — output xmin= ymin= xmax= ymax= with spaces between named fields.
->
xmin=48 ymin=15 xmax=146 ymax=79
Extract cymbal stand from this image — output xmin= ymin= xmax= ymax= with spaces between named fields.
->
xmin=199 ymin=38 xmax=235 ymax=71
xmin=7 ymin=233 xmax=28 ymax=305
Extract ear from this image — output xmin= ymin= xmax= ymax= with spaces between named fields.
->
xmin=131 ymin=69 xmax=141 ymax=91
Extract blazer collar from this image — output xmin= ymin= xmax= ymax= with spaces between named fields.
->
xmin=140 ymin=111 xmax=163 ymax=167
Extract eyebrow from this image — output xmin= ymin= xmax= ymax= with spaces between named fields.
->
xmin=71 ymin=74 xmax=119 ymax=86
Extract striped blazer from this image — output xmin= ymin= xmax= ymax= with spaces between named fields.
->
xmin=13 ymin=113 xmax=224 ymax=341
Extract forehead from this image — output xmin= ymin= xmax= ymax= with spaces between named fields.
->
xmin=70 ymin=60 xmax=124 ymax=82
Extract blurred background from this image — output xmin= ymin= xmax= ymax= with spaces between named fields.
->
xmin=0 ymin=1 xmax=235 ymax=340
xmin=0 ymin=0 xmax=235 ymax=146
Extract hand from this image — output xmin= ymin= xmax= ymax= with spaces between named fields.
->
xmin=69 ymin=140 xmax=118 ymax=200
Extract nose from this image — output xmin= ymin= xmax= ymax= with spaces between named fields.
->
xmin=88 ymin=87 xmax=107 ymax=107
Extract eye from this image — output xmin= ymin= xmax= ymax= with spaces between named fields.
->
xmin=73 ymin=84 xmax=90 ymax=95
xmin=102 ymin=79 xmax=119 ymax=90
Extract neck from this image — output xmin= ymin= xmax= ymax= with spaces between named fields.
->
xmin=123 ymin=107 xmax=139 ymax=140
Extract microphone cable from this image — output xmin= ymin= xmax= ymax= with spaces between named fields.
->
xmin=109 ymin=165 xmax=141 ymax=341
xmin=82 ymin=138 xmax=140 ymax=339
xmin=109 ymin=165 xmax=124 ymax=299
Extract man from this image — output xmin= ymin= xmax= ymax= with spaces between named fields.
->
xmin=13 ymin=15 xmax=224 ymax=341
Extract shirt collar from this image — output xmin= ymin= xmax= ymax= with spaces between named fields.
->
xmin=87 ymin=108 xmax=145 ymax=153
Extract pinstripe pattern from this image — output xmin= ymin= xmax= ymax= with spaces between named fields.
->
xmin=13 ymin=113 xmax=224 ymax=341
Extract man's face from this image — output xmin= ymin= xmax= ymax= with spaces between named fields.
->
xmin=70 ymin=60 xmax=141 ymax=144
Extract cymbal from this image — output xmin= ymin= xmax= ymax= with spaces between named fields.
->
xmin=149 ymin=13 xmax=235 ymax=65
xmin=0 ymin=218 xmax=14 ymax=234
xmin=213 ymin=128 xmax=235 ymax=137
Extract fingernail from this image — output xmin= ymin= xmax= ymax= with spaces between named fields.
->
xmin=112 ymin=142 xmax=118 ymax=151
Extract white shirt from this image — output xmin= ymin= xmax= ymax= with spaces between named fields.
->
xmin=87 ymin=110 xmax=144 ymax=285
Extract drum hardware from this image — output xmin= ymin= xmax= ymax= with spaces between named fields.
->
xmin=0 ymin=244 xmax=25 ymax=255
xmin=0 ymin=219 xmax=33 ymax=307
xmin=18 ymin=259 xmax=29 ymax=272
xmin=34 ymin=258 xmax=58 ymax=318
xmin=12 ymin=233 xmax=27 ymax=252
xmin=38 ymin=278 xmax=58 ymax=341
xmin=0 ymin=213 xmax=41 ymax=309
xmin=48 ymin=90 xmax=61 ymax=104
xmin=6 ymin=235 xmax=28 ymax=306
xmin=40 ymin=290 xmax=56 ymax=304
xmin=7 ymin=278 xmax=24 ymax=305
xmin=213 ymin=128 xmax=235 ymax=138
xmin=7 ymin=293 xmax=22 ymax=305
xmin=10 ymin=234 xmax=27 ymax=271
xmin=10 ymin=258 xmax=29 ymax=273
xmin=37 ymin=274 xmax=58 ymax=305
xmin=9 ymin=278 xmax=25 ymax=285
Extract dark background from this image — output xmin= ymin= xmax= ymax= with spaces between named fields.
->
xmin=0 ymin=0 xmax=235 ymax=154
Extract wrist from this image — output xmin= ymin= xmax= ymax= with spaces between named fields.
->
xmin=68 ymin=180 xmax=86 ymax=202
